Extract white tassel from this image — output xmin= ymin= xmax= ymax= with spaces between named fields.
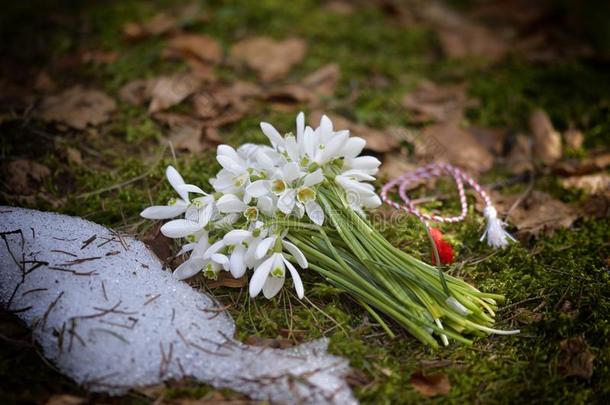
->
xmin=480 ymin=206 xmax=515 ymax=249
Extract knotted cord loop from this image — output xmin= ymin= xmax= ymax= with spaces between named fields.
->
xmin=381 ymin=163 xmax=514 ymax=249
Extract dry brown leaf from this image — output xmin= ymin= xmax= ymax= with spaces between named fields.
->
xmin=421 ymin=2 xmax=508 ymax=62
xmin=580 ymin=191 xmax=610 ymax=219
xmin=309 ymin=111 xmax=397 ymax=153
xmin=563 ymin=128 xmax=584 ymax=150
xmin=561 ymin=173 xmax=610 ymax=195
xmin=207 ymin=272 xmax=248 ymax=289
xmin=165 ymin=34 xmax=223 ymax=65
xmin=345 ymin=368 xmax=372 ymax=387
xmin=530 ymin=108 xmax=562 ymax=163
xmin=45 ymin=394 xmax=86 ymax=405
xmin=467 ymin=125 xmax=508 ymax=155
xmin=552 ymin=152 xmax=610 ymax=176
xmin=324 ymin=1 xmax=355 ymax=14
xmin=169 ymin=123 xmax=206 ymax=154
xmin=81 ymin=49 xmax=119 ymax=65
xmin=508 ymin=191 xmax=578 ymax=236
xmin=39 ymin=86 xmax=116 ymax=129
xmin=153 ymin=112 xmax=218 ymax=152
xmin=3 ymin=159 xmax=51 ymax=195
xmin=557 ymin=336 xmax=594 ymax=380
xmin=379 ymin=152 xmax=417 ymax=181
xmin=410 ymin=370 xmax=451 ymax=397
xmin=514 ymin=307 xmax=544 ymax=324
xmin=229 ymin=37 xmax=307 ymax=82
xmin=66 ymin=147 xmax=83 ymax=165
xmin=301 ymin=63 xmax=341 ymax=97
xmin=34 ymin=70 xmax=57 ymax=93
xmin=148 ymin=73 xmax=201 ymax=113
xmin=418 ymin=119 xmax=494 ymax=173
xmin=266 ymin=64 xmax=340 ymax=108
xmin=192 ymin=81 xmax=261 ymax=126
xmin=402 ymin=80 xmax=478 ymax=123
xmin=142 ymin=223 xmax=174 ymax=263
xmin=505 ymin=133 xmax=534 ymax=174
xmin=119 ymin=79 xmax=151 ymax=106
xmin=123 ymin=13 xmax=177 ymax=40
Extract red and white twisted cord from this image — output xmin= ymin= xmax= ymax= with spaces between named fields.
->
xmin=381 ymin=163 xmax=515 ymax=248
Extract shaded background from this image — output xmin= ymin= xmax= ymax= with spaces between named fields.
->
xmin=1 ymin=1 xmax=610 ymax=404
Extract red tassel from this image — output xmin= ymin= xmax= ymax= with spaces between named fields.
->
xmin=429 ymin=228 xmax=454 ymax=265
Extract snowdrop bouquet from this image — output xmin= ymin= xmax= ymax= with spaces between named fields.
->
xmin=141 ymin=112 xmax=517 ymax=347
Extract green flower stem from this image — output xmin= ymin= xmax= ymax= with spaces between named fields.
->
xmin=276 ymin=178 xmax=512 ymax=346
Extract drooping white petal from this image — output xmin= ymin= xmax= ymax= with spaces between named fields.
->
xmin=340 ymin=169 xmax=375 ymax=182
xmin=285 ymin=135 xmax=300 ymax=162
xmin=257 ymin=195 xmax=275 ymax=216
xmin=282 ymin=162 xmax=301 ymax=183
xmin=246 ymin=180 xmax=270 ymax=198
xmin=277 ymin=189 xmax=296 ymax=215
xmin=166 ymin=166 xmax=187 ymax=200
xmin=210 ymin=170 xmax=235 ymax=192
xmin=262 ymin=276 xmax=285 ymax=299
xmin=294 ymin=202 xmax=305 ymax=218
xmin=336 ymin=176 xmax=377 ymax=197
xmin=303 ymin=126 xmax=317 ymax=160
xmin=256 ymin=151 xmax=277 ymax=171
xmin=216 ymin=194 xmax=247 ymax=213
xmin=342 ymin=137 xmax=366 ymax=159
xmin=203 ymin=240 xmax=225 ymax=259
xmin=176 ymin=242 xmax=196 ymax=256
xmin=161 ymin=219 xmax=202 ymax=238
xmin=191 ymin=235 xmax=210 ymax=257
xmin=176 ymin=184 xmax=207 ymax=198
xmin=319 ymin=131 xmax=349 ymax=163
xmin=345 ymin=156 xmax=381 ymax=173
xmin=260 ymin=122 xmax=284 ymax=149
xmin=211 ymin=253 xmax=230 ymax=270
xmin=255 ymin=236 xmax=276 ymax=259
xmin=140 ymin=205 xmax=186 ymax=220
xmin=217 ymin=155 xmax=244 ymax=175
xmin=217 ymin=144 xmax=241 ymax=162
xmin=249 ymin=255 xmax=274 ymax=297
xmin=319 ymin=115 xmax=333 ymax=137
xmin=282 ymin=240 xmax=308 ymax=268
xmin=223 ymin=229 xmax=252 ymax=245
xmin=173 ymin=257 xmax=205 ymax=280
xmin=303 ymin=169 xmax=324 ymax=187
xmin=362 ymin=194 xmax=382 ymax=208
xmin=305 ymin=200 xmax=324 ymax=226
xmin=199 ymin=203 xmax=215 ymax=227
xmin=229 ymin=245 xmax=247 ymax=278
xmin=283 ymin=258 xmax=304 ymax=299
xmin=296 ymin=111 xmax=305 ymax=145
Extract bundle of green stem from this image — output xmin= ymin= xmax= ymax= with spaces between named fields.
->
xmin=281 ymin=183 xmax=517 ymax=348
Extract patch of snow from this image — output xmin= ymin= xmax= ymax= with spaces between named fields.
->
xmin=0 ymin=206 xmax=356 ymax=404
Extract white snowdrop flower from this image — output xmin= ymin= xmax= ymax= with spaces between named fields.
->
xmin=173 ymin=236 xmax=226 ymax=281
xmin=222 ymin=222 xmax=268 ymax=278
xmin=249 ymin=252 xmax=304 ymax=299
xmin=296 ymin=185 xmax=324 ymax=225
xmin=143 ymin=112 xmax=386 ymax=301
xmin=212 ymin=145 xmax=252 ymax=193
xmin=140 ymin=166 xmax=206 ymax=220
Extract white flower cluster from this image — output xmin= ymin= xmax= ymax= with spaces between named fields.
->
xmin=141 ymin=112 xmax=381 ymax=299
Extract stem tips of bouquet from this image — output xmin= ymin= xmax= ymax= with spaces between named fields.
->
xmin=141 ymin=112 xmax=519 ymax=347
